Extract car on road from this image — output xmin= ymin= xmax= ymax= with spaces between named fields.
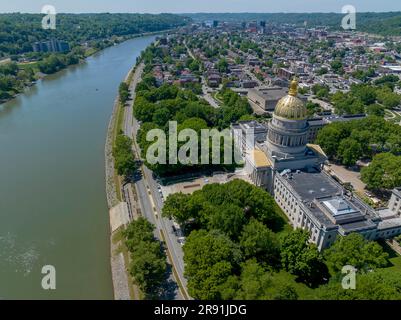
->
xmin=178 ymin=237 xmax=186 ymax=246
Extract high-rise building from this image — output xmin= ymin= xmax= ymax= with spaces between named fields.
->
xmin=32 ymin=39 xmax=70 ymax=53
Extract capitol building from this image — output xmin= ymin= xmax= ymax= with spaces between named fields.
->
xmin=233 ymin=79 xmax=401 ymax=250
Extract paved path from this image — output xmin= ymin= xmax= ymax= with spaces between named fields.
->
xmin=325 ymin=164 xmax=366 ymax=192
xmin=110 ymin=252 xmax=131 ymax=300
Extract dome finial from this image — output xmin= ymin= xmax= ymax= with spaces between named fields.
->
xmin=289 ymin=78 xmax=298 ymax=96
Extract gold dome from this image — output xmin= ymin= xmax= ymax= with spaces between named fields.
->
xmin=274 ymin=79 xmax=307 ymax=120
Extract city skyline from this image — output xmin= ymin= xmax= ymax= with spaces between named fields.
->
xmin=0 ymin=0 xmax=400 ymax=14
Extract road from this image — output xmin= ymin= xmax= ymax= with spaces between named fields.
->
xmin=122 ymin=63 xmax=188 ymax=300
xmin=201 ymin=81 xmax=220 ymax=108
xmin=132 ymin=118 xmax=188 ymax=299
xmin=184 ymin=41 xmax=221 ymax=109
xmin=245 ymin=67 xmax=263 ymax=86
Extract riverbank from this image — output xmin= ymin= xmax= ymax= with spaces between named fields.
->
xmin=105 ymin=61 xmax=149 ymax=300
xmin=105 ymin=65 xmax=134 ymax=300
xmin=0 ymin=28 xmax=175 ymax=106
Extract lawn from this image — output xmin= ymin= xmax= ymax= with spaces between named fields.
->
xmin=379 ymin=240 xmax=401 ymax=273
xmin=269 ymin=270 xmax=319 ymax=300
xmin=18 ymin=61 xmax=39 ymax=73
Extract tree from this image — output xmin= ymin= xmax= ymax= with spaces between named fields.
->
xmin=312 ymin=84 xmax=329 ymax=99
xmin=124 ymin=217 xmax=154 ymax=251
xmin=207 ymin=204 xmax=246 ymax=240
xmin=376 ymin=87 xmax=401 ymax=109
xmin=330 ymin=60 xmax=344 ymax=74
xmin=361 ymin=153 xmax=401 ymax=190
xmin=306 ymin=102 xmax=322 ymax=117
xmin=318 ymin=269 xmax=401 ymax=300
xmin=162 ymin=192 xmax=193 ymax=224
xmin=217 ymin=58 xmax=229 ymax=73
xmin=316 ymin=124 xmax=348 ymax=158
xmin=130 ymin=241 xmax=167 ymax=295
xmin=324 ymin=233 xmax=389 ymax=273
xmin=351 ymin=84 xmax=377 ymax=106
xmin=113 ymin=133 xmax=136 ymax=176
xmin=235 ymin=259 xmax=272 ymax=300
xmin=337 ymin=138 xmax=363 ymax=166
xmin=119 ymin=82 xmax=130 ymax=104
xmin=162 ymin=180 xmax=282 ymax=236
xmin=366 ymin=103 xmax=385 ymax=117
xmin=281 ymin=229 xmax=328 ymax=287
xmin=124 ymin=218 xmax=167 ymax=297
xmin=386 ymin=134 xmax=401 ymax=155
xmin=273 ymin=284 xmax=299 ymax=300
xmin=183 ymin=230 xmax=242 ymax=300
xmin=240 ymin=218 xmax=280 ymax=267
xmin=188 ymin=59 xmax=201 ymax=72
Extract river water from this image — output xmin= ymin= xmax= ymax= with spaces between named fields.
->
xmin=0 ymin=35 xmax=156 ymax=299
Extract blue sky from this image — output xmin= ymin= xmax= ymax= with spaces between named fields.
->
xmin=0 ymin=0 xmax=400 ymax=13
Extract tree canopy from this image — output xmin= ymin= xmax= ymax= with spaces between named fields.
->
xmin=324 ymin=233 xmax=389 ymax=274
xmin=361 ymin=153 xmax=401 ymax=190
xmin=281 ymin=229 xmax=328 ymax=287
xmin=316 ymin=116 xmax=401 ymax=169
xmin=123 ymin=218 xmax=167 ymax=297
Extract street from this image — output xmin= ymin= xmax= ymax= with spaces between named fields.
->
xmin=121 ymin=63 xmax=189 ymax=300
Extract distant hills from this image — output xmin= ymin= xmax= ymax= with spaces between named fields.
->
xmin=0 ymin=13 xmax=189 ymax=56
xmin=183 ymin=12 xmax=401 ymax=36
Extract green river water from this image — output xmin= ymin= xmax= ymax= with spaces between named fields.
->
xmin=0 ymin=35 xmax=156 ymax=299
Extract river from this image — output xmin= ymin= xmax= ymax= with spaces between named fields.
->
xmin=0 ymin=35 xmax=156 ymax=299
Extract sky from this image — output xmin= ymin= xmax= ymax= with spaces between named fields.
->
xmin=0 ymin=0 xmax=400 ymax=14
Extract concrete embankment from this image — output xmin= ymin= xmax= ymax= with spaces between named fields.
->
xmin=104 ymin=66 xmax=135 ymax=300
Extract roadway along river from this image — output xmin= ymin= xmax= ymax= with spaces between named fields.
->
xmin=0 ymin=35 xmax=156 ymax=299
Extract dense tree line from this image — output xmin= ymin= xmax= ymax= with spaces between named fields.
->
xmin=37 ymin=51 xmax=80 ymax=74
xmin=123 ymin=218 xmax=167 ymax=298
xmin=0 ymin=13 xmax=189 ymax=57
xmin=133 ymin=47 xmax=252 ymax=176
xmin=361 ymin=153 xmax=401 ymax=190
xmin=0 ymin=61 xmax=35 ymax=101
xmin=330 ymin=84 xmax=401 ymax=116
xmin=162 ymin=180 xmax=394 ymax=300
xmin=119 ymin=82 xmax=130 ymax=105
xmin=316 ymin=116 xmax=401 ymax=168
xmin=113 ymin=133 xmax=137 ymax=177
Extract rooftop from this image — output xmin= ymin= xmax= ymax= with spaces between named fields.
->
xmin=392 ymin=188 xmax=401 ymax=199
xmin=280 ymin=169 xmax=341 ymax=203
xmin=250 ymin=87 xmax=288 ymax=101
xmin=251 ymin=149 xmax=272 ymax=168
xmin=278 ymin=169 xmax=377 ymax=232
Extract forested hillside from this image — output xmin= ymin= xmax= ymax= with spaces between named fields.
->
xmin=0 ymin=13 xmax=189 ymax=102
xmin=0 ymin=13 xmax=189 ymax=56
